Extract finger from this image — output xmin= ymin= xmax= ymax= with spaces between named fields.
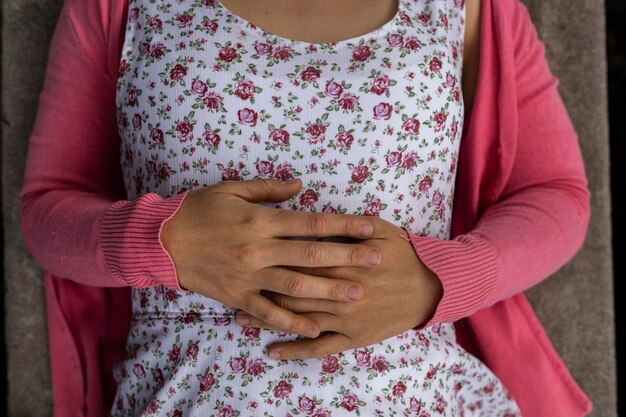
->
xmin=241 ymin=293 xmax=321 ymax=338
xmin=216 ymin=177 xmax=302 ymax=203
xmin=260 ymin=266 xmax=363 ymax=301
xmin=269 ymin=210 xmax=378 ymax=239
xmin=261 ymin=291 xmax=343 ymax=314
xmin=268 ymin=239 xmax=382 ymax=268
xmin=236 ymin=310 xmax=337 ymax=334
xmin=268 ymin=332 xmax=355 ymax=360
xmin=283 ymin=265 xmax=356 ymax=280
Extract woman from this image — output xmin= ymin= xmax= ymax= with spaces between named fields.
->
xmin=19 ymin=0 xmax=593 ymax=415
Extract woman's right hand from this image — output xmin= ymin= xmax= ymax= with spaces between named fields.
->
xmin=159 ymin=178 xmax=382 ymax=339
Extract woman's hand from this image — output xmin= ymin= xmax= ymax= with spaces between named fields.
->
xmin=160 ymin=178 xmax=383 ymax=339
xmin=234 ymin=219 xmax=444 ymax=360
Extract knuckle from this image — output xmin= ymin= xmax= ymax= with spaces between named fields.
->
xmin=285 ymin=277 xmax=306 ymax=296
xmin=307 ymin=214 xmax=326 ymax=235
xmin=349 ymin=247 xmax=364 ymax=265
xmin=234 ymin=243 xmax=263 ymax=263
xmin=328 ymin=283 xmax=343 ymax=300
xmin=304 ymin=242 xmax=325 ymax=265
xmin=242 ymin=211 xmax=268 ymax=230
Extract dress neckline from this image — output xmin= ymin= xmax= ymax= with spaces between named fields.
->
xmin=212 ymin=0 xmax=403 ymax=49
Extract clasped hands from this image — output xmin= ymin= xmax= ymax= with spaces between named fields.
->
xmin=160 ymin=177 xmax=443 ymax=362
xmin=235 ymin=221 xmax=444 ymax=361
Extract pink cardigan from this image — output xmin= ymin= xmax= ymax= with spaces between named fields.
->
xmin=19 ymin=0 xmax=593 ymax=415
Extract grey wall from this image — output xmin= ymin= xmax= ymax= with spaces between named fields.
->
xmin=1 ymin=0 xmax=617 ymax=415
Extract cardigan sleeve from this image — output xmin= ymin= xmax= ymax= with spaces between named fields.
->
xmin=18 ymin=0 xmax=189 ymax=290
xmin=405 ymin=0 xmax=591 ymax=327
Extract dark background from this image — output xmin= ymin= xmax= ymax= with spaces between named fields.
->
xmin=607 ymin=0 xmax=624 ymax=413
xmin=0 ymin=0 xmax=623 ymax=414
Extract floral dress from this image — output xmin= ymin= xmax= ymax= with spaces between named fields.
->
xmin=111 ymin=0 xmax=522 ymax=415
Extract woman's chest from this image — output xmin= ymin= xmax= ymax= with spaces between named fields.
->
xmin=115 ymin=0 xmax=466 ymax=236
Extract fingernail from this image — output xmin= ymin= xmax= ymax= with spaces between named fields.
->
xmin=347 ymin=286 xmax=361 ymax=300
xmin=237 ymin=314 xmax=250 ymax=326
xmin=269 ymin=350 xmax=281 ymax=360
xmin=305 ymin=327 xmax=318 ymax=338
xmin=359 ymin=223 xmax=373 ymax=237
xmin=368 ymin=250 xmax=381 ymax=265
xmin=281 ymin=178 xmax=299 ymax=184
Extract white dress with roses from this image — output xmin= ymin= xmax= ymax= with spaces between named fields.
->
xmin=110 ymin=0 xmax=522 ymax=415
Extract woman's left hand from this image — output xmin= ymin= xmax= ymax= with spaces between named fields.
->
xmin=234 ymin=219 xmax=444 ymax=360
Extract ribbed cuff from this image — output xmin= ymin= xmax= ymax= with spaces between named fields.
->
xmin=401 ymin=227 xmax=499 ymax=328
xmin=100 ymin=191 xmax=190 ymax=289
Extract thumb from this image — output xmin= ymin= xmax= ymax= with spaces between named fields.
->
xmin=218 ymin=178 xmax=302 ymax=203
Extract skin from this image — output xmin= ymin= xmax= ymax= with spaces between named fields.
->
xmin=162 ymin=0 xmax=481 ymax=360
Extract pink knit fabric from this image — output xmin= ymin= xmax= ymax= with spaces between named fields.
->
xmin=19 ymin=0 xmax=593 ymax=416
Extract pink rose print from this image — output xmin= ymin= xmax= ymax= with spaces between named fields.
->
xmin=404 ymin=35 xmax=421 ymax=51
xmin=168 ymin=345 xmax=181 ymax=363
xmin=364 ymin=198 xmax=382 ymax=216
xmin=392 ymin=381 xmax=406 ymax=397
xmin=186 ymin=342 xmax=199 ymax=361
xmin=386 ymin=151 xmax=402 ymax=167
xmin=269 ymin=128 xmax=290 ymax=146
xmin=434 ymin=111 xmax=447 ymax=131
xmin=150 ymin=43 xmax=165 ymax=59
xmin=229 ymin=357 xmax=247 ymax=373
xmin=217 ymin=405 xmax=234 ymax=417
xmin=191 ymin=79 xmax=208 ymax=96
xmin=299 ymin=189 xmax=318 ymax=207
xmin=132 ymin=364 xmax=145 ymax=379
xmin=237 ymin=108 xmax=258 ymax=126
xmin=354 ymin=350 xmax=371 ymax=366
xmin=273 ymin=45 xmax=293 ymax=61
xmin=432 ymin=190 xmax=443 ymax=208
xmin=199 ymin=371 xmax=216 ymax=392
xmin=274 ymin=162 xmax=294 ymax=180
xmin=371 ymin=75 xmax=391 ymax=95
xmin=255 ymin=42 xmax=273 ymax=55
xmin=387 ymin=33 xmax=403 ymax=47
xmin=175 ymin=13 xmax=193 ymax=28
xmin=325 ymin=81 xmax=343 ymax=98
xmin=203 ymin=91 xmax=224 ymax=109
xmin=298 ymin=395 xmax=316 ymax=414
xmin=306 ymin=123 xmax=326 ymax=144
xmin=273 ymin=380 xmax=292 ymax=399
xmin=175 ymin=121 xmax=194 ymax=142
xmin=429 ymin=56 xmax=442 ymax=73
xmin=340 ymin=393 xmax=360 ymax=412
xmin=150 ymin=128 xmax=164 ymax=144
xmin=338 ymin=93 xmax=359 ymax=111
xmin=352 ymin=45 xmax=372 ymax=61
xmin=321 ymin=356 xmax=339 ymax=374
xmin=221 ymin=168 xmax=240 ymax=181
xmin=247 ymin=358 xmax=266 ymax=377
xmin=335 ymin=131 xmax=354 ymax=149
xmin=132 ymin=114 xmax=142 ymax=131
xmin=241 ymin=326 xmax=260 ymax=341
xmin=371 ymin=355 xmax=389 ymax=372
xmin=170 ymin=64 xmax=187 ymax=81
xmin=218 ymin=46 xmax=238 ymax=62
xmin=301 ymin=66 xmax=321 ymax=83
xmin=418 ymin=175 xmax=433 ymax=192
xmin=202 ymin=129 xmax=221 ymax=148
xmin=235 ymin=79 xmax=256 ymax=100
xmin=147 ymin=17 xmax=163 ymax=30
xmin=351 ymin=165 xmax=370 ymax=183
xmin=401 ymin=151 xmax=418 ymax=170
xmin=256 ymin=160 xmax=274 ymax=176
xmin=402 ymin=117 xmax=420 ymax=134
xmin=373 ymin=102 xmax=393 ymax=120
